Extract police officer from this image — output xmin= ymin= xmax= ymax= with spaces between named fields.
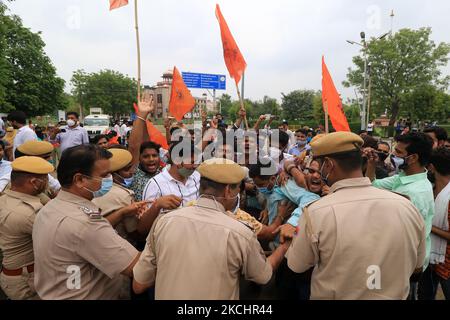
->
xmin=93 ymin=148 xmax=148 ymax=244
xmin=285 ymin=131 xmax=427 ymax=299
xmin=132 ymin=158 xmax=290 ymax=300
xmin=32 ymin=145 xmax=140 ymax=300
xmin=0 ymin=140 xmax=61 ymax=203
xmin=0 ymin=156 xmax=54 ymax=299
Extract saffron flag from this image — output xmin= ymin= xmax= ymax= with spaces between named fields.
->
xmin=215 ymin=4 xmax=247 ymax=85
xmin=146 ymin=120 xmax=169 ymax=150
xmin=109 ymin=0 xmax=129 ymax=11
xmin=168 ymin=66 xmax=196 ymax=121
xmin=321 ymin=56 xmax=350 ymax=132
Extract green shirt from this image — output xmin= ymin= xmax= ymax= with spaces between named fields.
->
xmin=373 ymin=171 xmax=435 ymax=269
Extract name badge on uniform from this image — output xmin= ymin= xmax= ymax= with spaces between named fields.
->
xmin=79 ymin=206 xmax=103 ymax=220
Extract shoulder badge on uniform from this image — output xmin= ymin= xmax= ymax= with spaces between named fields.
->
xmin=79 ymin=206 xmax=103 ymax=220
xmin=236 ymin=219 xmax=256 ymax=233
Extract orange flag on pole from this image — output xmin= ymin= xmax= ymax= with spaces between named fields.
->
xmin=215 ymin=4 xmax=247 ymax=85
xmin=168 ymin=66 xmax=196 ymax=121
xmin=146 ymin=120 xmax=169 ymax=150
xmin=109 ymin=0 xmax=129 ymax=11
xmin=321 ymin=56 xmax=350 ymax=132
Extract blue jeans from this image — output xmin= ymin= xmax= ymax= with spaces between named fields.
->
xmin=418 ymin=265 xmax=450 ymax=300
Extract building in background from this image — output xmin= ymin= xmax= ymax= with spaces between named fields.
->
xmin=146 ymin=70 xmax=218 ymax=120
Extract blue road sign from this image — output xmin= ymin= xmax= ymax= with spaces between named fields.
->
xmin=182 ymin=72 xmax=226 ymax=90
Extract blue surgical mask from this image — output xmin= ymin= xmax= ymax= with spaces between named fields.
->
xmin=84 ymin=175 xmax=113 ymax=198
xmin=122 ymin=177 xmax=134 ymax=188
xmin=390 ymin=155 xmax=411 ymax=173
xmin=258 ymin=187 xmax=272 ymax=195
xmin=297 ymin=140 xmax=307 ymax=147
xmin=114 ymin=172 xmax=134 ymax=188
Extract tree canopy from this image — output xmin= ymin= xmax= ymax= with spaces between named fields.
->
xmin=344 ymin=28 xmax=449 ymax=125
xmin=0 ymin=2 xmax=66 ymax=116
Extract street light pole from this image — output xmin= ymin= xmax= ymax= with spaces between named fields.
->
xmin=361 ymin=35 xmax=368 ymax=131
xmin=347 ymin=31 xmax=389 ymax=131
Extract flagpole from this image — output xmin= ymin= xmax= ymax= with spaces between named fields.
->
xmin=134 ymin=0 xmax=142 ymax=102
xmin=324 ymin=101 xmax=329 ymax=134
xmin=235 ymin=81 xmax=249 ymax=130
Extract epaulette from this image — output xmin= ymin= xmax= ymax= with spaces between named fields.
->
xmin=79 ymin=206 xmax=103 ymax=220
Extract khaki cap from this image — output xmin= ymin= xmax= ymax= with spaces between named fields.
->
xmin=197 ymin=158 xmax=246 ymax=184
xmin=109 ymin=148 xmax=133 ymax=172
xmin=12 ymin=156 xmax=54 ymax=174
xmin=17 ymin=140 xmax=54 ymax=156
xmin=310 ymin=131 xmax=363 ymax=157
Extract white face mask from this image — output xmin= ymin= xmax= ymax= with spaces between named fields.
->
xmin=67 ymin=119 xmax=76 ymax=127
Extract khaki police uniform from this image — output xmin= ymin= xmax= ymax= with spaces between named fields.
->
xmin=92 ymin=183 xmax=138 ymax=242
xmin=32 ymin=190 xmax=139 ymax=300
xmin=286 ymin=132 xmax=427 ymax=300
xmin=0 ymin=156 xmax=54 ymax=300
xmin=133 ymin=158 xmax=273 ymax=300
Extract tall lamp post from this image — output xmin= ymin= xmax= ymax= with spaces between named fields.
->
xmin=347 ymin=31 xmax=389 ymax=130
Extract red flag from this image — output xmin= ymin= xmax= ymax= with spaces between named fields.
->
xmin=168 ymin=66 xmax=196 ymax=121
xmin=322 ymin=56 xmax=350 ymax=132
xmin=109 ymin=0 xmax=129 ymax=11
xmin=146 ymin=120 xmax=169 ymax=150
xmin=215 ymin=4 xmax=247 ymax=85
xmin=133 ymin=103 xmax=139 ymax=114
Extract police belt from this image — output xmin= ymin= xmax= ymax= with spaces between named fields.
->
xmin=1 ymin=264 xmax=34 ymax=276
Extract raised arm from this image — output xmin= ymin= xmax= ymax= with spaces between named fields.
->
xmin=128 ymin=92 xmax=154 ymax=167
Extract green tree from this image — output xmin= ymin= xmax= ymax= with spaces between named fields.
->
xmin=218 ymin=93 xmax=233 ymax=119
xmin=71 ymin=69 xmax=138 ymax=118
xmin=344 ymin=28 xmax=449 ymax=125
xmin=0 ymin=2 xmax=66 ymax=116
xmin=281 ymin=90 xmax=316 ymax=122
xmin=402 ymin=85 xmax=450 ymax=122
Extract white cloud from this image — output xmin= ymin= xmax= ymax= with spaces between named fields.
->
xmin=7 ymin=0 xmax=450 ymax=104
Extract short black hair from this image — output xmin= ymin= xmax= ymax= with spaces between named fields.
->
xmin=362 ymin=135 xmax=378 ymax=149
xmin=295 ymin=129 xmax=308 ymax=135
xmin=430 ymin=147 xmax=450 ymax=176
xmin=377 ymin=141 xmax=390 ymax=150
xmin=66 ymin=111 xmax=79 ymax=119
xmin=7 ymin=111 xmax=27 ymax=125
xmin=140 ymin=141 xmax=161 ymax=154
xmin=93 ymin=134 xmax=108 ymax=144
xmin=316 ymin=150 xmax=362 ymax=173
xmin=199 ymin=177 xmax=239 ymax=195
xmin=168 ymin=140 xmax=200 ymax=165
xmin=10 ymin=171 xmax=44 ymax=186
xmin=248 ymin=158 xmax=278 ymax=180
xmin=57 ymin=145 xmax=112 ymax=188
xmin=423 ymin=126 xmax=448 ymax=142
xmin=328 ymin=150 xmax=363 ymax=173
xmin=395 ymin=132 xmax=433 ymax=166
xmin=270 ymin=129 xmax=290 ymax=149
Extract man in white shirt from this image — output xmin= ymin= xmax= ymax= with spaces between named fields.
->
xmin=139 ymin=141 xmax=201 ymax=235
xmin=6 ymin=111 xmax=37 ymax=157
xmin=0 ymin=140 xmax=12 ymax=178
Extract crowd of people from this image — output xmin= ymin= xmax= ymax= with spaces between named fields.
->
xmin=0 ymin=98 xmax=449 ymax=300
